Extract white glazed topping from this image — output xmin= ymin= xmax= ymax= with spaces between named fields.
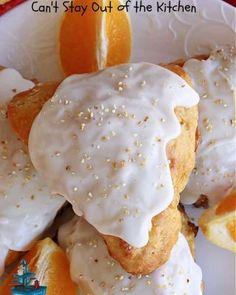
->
xmin=29 ymin=63 xmax=199 ymax=247
xmin=182 ymin=46 xmax=236 ymax=205
xmin=0 ymin=68 xmax=34 ymax=104
xmin=58 ymin=216 xmax=203 ymax=295
xmin=0 ymin=68 xmax=65 ymax=275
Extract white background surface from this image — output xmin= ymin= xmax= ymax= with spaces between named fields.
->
xmin=0 ymin=0 xmax=235 ymax=294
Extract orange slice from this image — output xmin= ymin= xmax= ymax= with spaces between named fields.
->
xmin=0 ymin=238 xmax=77 ymax=295
xmin=199 ymin=190 xmax=236 ymax=252
xmin=59 ymin=0 xmax=132 ymax=75
xmin=5 ymin=251 xmax=23 ymax=268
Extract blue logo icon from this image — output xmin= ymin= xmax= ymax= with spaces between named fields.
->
xmin=11 ymin=259 xmax=47 ymax=295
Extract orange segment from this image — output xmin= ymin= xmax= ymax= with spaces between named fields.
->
xmin=199 ymin=190 xmax=236 ymax=253
xmin=59 ymin=0 xmax=132 ymax=75
xmin=216 ymin=190 xmax=236 ymax=215
xmin=106 ymin=1 xmax=132 ymax=67
xmin=5 ymin=251 xmax=23 ymax=268
xmin=59 ymin=0 xmax=101 ymax=75
xmin=0 ymin=238 xmax=77 ymax=295
xmin=226 ymin=220 xmax=236 ymax=242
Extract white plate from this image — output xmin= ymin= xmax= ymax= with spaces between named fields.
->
xmin=0 ymin=0 xmax=235 ymax=294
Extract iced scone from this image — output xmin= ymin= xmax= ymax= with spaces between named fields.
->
xmin=8 ymin=63 xmax=199 ymax=274
xmin=0 ymin=67 xmax=65 ymax=275
xmin=58 ymin=213 xmax=203 ymax=295
xmin=181 ymin=46 xmax=236 ymax=206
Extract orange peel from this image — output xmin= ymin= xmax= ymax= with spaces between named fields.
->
xmin=0 ymin=238 xmax=77 ymax=295
xmin=199 ymin=190 xmax=236 ymax=252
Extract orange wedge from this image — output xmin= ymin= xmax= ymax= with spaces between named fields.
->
xmin=5 ymin=251 xmax=23 ymax=268
xmin=59 ymin=0 xmax=132 ymax=75
xmin=199 ymin=190 xmax=236 ymax=252
xmin=0 ymin=238 xmax=77 ymax=295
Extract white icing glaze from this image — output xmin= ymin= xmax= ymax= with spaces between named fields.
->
xmin=0 ymin=68 xmax=34 ymax=104
xmin=182 ymin=46 xmax=236 ymax=205
xmin=58 ymin=216 xmax=203 ymax=295
xmin=29 ymin=63 xmax=199 ymax=247
xmin=0 ymin=68 xmax=65 ymax=275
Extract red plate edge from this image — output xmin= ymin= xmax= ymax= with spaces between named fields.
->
xmin=0 ymin=0 xmax=26 ymax=16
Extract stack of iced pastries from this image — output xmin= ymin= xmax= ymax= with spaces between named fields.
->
xmin=0 ymin=46 xmax=235 ymax=294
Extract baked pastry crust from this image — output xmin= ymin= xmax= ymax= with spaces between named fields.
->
xmin=7 ymin=64 xmax=198 ymax=274
xmin=8 ymin=81 xmax=60 ymax=145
